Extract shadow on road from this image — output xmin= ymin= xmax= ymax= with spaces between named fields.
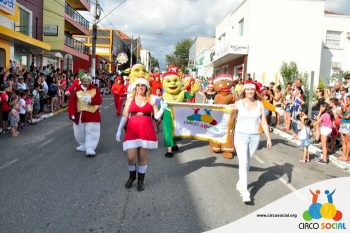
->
xmin=248 ymin=162 xmax=294 ymax=202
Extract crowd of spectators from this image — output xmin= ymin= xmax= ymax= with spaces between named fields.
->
xmin=0 ymin=63 xmax=113 ymax=137
xmin=200 ymin=74 xmax=350 ymax=164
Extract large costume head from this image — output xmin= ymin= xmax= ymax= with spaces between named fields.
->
xmin=124 ymin=64 xmax=150 ymax=83
xmin=162 ymin=71 xmax=182 ymax=95
xmin=167 ymin=65 xmax=182 ymax=77
xmin=81 ymin=74 xmax=92 ymax=87
xmin=213 ymin=74 xmax=233 ymax=93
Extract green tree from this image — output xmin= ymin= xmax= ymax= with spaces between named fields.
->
xmin=280 ymin=61 xmax=299 ymax=88
xmin=150 ymin=56 xmax=160 ymax=71
xmin=165 ymin=39 xmax=193 ymax=71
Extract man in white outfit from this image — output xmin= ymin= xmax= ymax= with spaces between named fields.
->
xmin=68 ymin=74 xmax=102 ymax=156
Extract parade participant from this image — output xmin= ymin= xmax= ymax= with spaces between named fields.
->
xmin=161 ymin=70 xmax=196 ymax=158
xmin=231 ymin=80 xmax=272 ymax=203
xmin=68 ymin=74 xmax=102 ymax=157
xmin=111 ymin=76 xmax=125 ymax=116
xmin=116 ymin=77 xmax=166 ymax=191
xmin=209 ymin=74 xmax=236 ymax=159
xmin=150 ymin=73 xmax=162 ymax=97
xmin=184 ymin=77 xmax=199 ymax=103
xmin=203 ymin=81 xmax=217 ymax=104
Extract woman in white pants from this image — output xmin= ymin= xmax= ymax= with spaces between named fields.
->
xmin=232 ymin=81 xmax=272 ymax=203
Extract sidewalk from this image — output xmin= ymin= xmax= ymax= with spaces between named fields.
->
xmin=271 ymin=126 xmax=350 ymax=172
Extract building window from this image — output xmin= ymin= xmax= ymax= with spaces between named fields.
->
xmin=92 ymin=47 xmax=110 ymax=53
xmin=326 ymin=30 xmax=342 ymax=48
xmin=234 ymin=64 xmax=244 ymax=80
xmin=17 ymin=7 xmax=31 ymax=36
xmin=75 ymin=37 xmax=88 ymax=43
xmin=239 ymin=18 xmax=244 ymax=37
xmin=222 ymin=65 xmax=229 ymax=74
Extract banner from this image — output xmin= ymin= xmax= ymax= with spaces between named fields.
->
xmin=169 ymin=102 xmax=233 ymax=144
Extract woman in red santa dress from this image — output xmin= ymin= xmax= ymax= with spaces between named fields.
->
xmin=68 ymin=74 xmax=102 ymax=157
xmin=116 ymin=77 xmax=166 ymax=191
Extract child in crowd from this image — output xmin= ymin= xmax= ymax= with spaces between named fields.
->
xmin=338 ymin=95 xmax=350 ymax=162
xmin=315 ymin=103 xmax=334 ymax=164
xmin=32 ymin=84 xmax=41 ymax=118
xmin=26 ymin=92 xmax=35 ymax=125
xmin=18 ymin=91 xmax=27 ymax=129
xmin=298 ymin=116 xmax=312 ymax=163
xmin=9 ymin=102 xmax=20 ymax=137
xmin=152 ymin=87 xmax=163 ymax=133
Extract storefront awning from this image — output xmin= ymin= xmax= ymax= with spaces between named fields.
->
xmin=0 ymin=25 xmax=51 ymax=51
xmin=212 ymin=53 xmax=245 ymax=67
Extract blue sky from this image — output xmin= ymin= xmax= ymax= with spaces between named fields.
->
xmin=81 ymin=0 xmax=350 ymax=70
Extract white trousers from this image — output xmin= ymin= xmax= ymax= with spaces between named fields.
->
xmin=73 ymin=122 xmax=100 ymax=151
xmin=234 ymin=132 xmax=260 ymax=192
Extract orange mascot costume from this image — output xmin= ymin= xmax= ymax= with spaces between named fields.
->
xmin=209 ymin=74 xmax=236 ymax=159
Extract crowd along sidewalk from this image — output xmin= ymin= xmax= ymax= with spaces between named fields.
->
xmin=271 ymin=126 xmax=350 ymax=172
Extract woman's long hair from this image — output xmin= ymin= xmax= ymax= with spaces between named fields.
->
xmin=320 ymin=102 xmax=334 ymax=121
xmin=240 ymin=89 xmax=261 ymax=101
xmin=132 ymin=85 xmax=151 ymax=102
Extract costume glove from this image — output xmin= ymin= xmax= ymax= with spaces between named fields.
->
xmin=116 ymin=116 xmax=127 ymax=142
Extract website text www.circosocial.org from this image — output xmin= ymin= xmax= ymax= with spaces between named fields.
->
xmin=256 ymin=213 xmax=298 ymax=218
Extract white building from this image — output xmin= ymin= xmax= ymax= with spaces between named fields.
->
xmin=213 ymin=0 xmax=328 ymax=86
xmin=320 ymin=11 xmax=350 ymax=85
xmin=189 ymin=37 xmax=215 ymax=77
xmin=140 ymin=49 xmax=151 ymax=71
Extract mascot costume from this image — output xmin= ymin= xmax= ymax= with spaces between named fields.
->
xmin=161 ymin=66 xmax=199 ymax=158
xmin=68 ymin=74 xmax=102 ymax=156
xmin=209 ymin=74 xmax=236 ymax=159
xmin=124 ymin=64 xmax=150 ymax=98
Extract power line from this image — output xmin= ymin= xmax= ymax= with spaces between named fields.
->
xmin=98 ymin=0 xmax=127 ymax=22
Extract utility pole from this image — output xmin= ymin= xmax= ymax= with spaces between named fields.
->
xmin=130 ymin=35 xmax=133 ymax=68
xmin=91 ymin=0 xmax=100 ymax=78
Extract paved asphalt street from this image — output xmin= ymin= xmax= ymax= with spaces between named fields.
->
xmin=0 ymin=96 xmax=349 ymax=233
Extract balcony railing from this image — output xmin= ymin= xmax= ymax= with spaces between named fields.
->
xmin=65 ymin=3 xmax=89 ymax=30
xmin=65 ymin=34 xmax=89 ymax=55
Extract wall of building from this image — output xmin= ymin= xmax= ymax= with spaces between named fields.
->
xmin=18 ymin=0 xmax=43 ymax=41
xmin=43 ymin=0 xmax=65 ymax=50
xmin=320 ymin=14 xmax=350 ymax=84
xmin=247 ymin=0 xmax=325 ymax=85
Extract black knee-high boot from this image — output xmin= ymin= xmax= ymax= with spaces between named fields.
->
xmin=137 ymin=173 xmax=145 ymax=191
xmin=125 ymin=171 xmax=136 ymax=189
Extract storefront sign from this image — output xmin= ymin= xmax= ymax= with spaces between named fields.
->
xmin=229 ymin=44 xmax=248 ymax=54
xmin=0 ymin=0 xmax=16 ymax=15
xmin=117 ymin=52 xmax=128 ymax=64
xmin=44 ymin=25 xmax=58 ymax=36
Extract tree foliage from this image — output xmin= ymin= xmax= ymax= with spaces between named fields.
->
xmin=150 ymin=56 xmax=160 ymax=71
xmin=165 ymin=39 xmax=193 ymax=71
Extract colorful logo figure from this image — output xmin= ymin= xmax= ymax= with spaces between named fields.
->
xmin=303 ymin=189 xmax=342 ymax=221
xmin=187 ymin=109 xmax=217 ymax=126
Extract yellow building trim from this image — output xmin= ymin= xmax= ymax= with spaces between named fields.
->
xmin=0 ymin=39 xmax=10 ymax=69
xmin=0 ymin=26 xmax=51 ymax=50
xmin=0 ymin=5 xmax=19 ymax=22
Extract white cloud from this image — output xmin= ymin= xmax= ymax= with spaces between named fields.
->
xmin=95 ymin=0 xmax=236 ymax=69
xmin=81 ymin=0 xmax=349 ymax=70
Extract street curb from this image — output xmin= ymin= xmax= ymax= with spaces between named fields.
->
xmin=32 ymin=107 xmax=67 ymax=123
xmin=271 ymin=127 xmax=350 ymax=171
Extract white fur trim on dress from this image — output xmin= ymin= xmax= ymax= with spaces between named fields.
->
xmin=123 ymin=139 xmax=158 ymax=151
